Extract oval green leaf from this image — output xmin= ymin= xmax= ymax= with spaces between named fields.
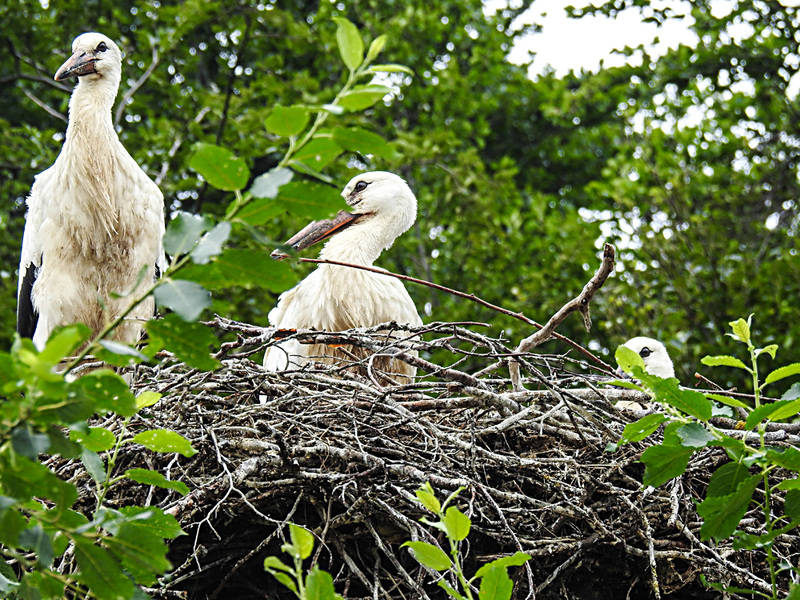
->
xmin=333 ymin=17 xmax=364 ymax=71
xmin=153 ymin=280 xmax=211 ymax=322
xmin=125 ymin=468 xmax=190 ymax=495
xmin=265 ymin=105 xmax=311 ymax=138
xmin=189 ymin=143 xmax=250 ymax=191
xmin=132 ymin=430 xmax=196 ymax=457
xmin=69 ymin=427 xmax=116 ymax=452
xmin=401 ymin=541 xmax=451 ymax=571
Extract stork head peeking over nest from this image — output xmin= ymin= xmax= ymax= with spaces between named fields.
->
xmin=264 ymin=172 xmax=422 ymax=383
xmin=622 ymin=336 xmax=675 ymax=379
xmin=17 ymin=32 xmax=166 ymax=350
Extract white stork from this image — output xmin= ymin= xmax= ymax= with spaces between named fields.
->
xmin=17 ymin=32 xmax=166 ymax=349
xmin=621 ymin=336 xmax=676 ymax=378
xmin=263 ymin=171 xmax=422 ymax=382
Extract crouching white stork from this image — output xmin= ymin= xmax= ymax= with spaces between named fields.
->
xmin=17 ymin=32 xmax=166 ymax=349
xmin=263 ymin=171 xmax=422 ymax=383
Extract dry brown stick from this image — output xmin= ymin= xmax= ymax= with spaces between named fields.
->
xmin=300 ymin=257 xmax=613 ymax=371
xmin=509 ymin=243 xmax=616 ymax=391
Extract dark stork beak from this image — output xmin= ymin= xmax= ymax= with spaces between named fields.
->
xmin=54 ymin=50 xmax=98 ymax=81
xmin=271 ymin=210 xmax=362 ymax=260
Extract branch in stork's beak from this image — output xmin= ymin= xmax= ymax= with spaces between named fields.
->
xmin=54 ymin=51 xmax=99 ymax=81
xmin=270 ymin=210 xmax=363 ymax=260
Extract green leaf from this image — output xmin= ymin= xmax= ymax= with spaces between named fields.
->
xmin=249 ymin=167 xmax=294 ymax=200
xmin=191 ymin=221 xmax=231 ymax=265
xmin=728 ymin=317 xmax=752 ymax=345
xmin=264 ymin=556 xmax=293 ymax=573
xmin=641 ymin=445 xmax=695 ymax=487
xmin=338 ymin=85 xmax=391 ymax=110
xmin=415 ymin=483 xmax=441 ymax=514
xmin=705 ymin=393 xmax=750 ymax=410
xmin=236 ymin=197 xmax=284 ymax=226
xmin=765 ymin=363 xmax=800 ymax=386
xmin=146 ymin=314 xmax=220 ymax=372
xmin=333 ymin=17 xmax=364 ymax=71
xmin=676 ymin=423 xmax=715 ymax=448
xmin=474 ymin=552 xmax=531 ymax=578
xmin=81 ymin=448 xmax=106 ymax=483
xmin=271 ymin=571 xmax=297 ymax=593
xmin=701 ymin=355 xmax=750 ymax=370
xmin=365 ymin=34 xmax=387 ymax=62
xmin=0 ymin=565 xmax=19 ymax=593
xmin=291 ymin=138 xmax=343 ymax=171
xmin=74 ymin=537 xmax=135 ymax=599
xmin=38 ymin=324 xmax=91 ymax=366
xmin=126 ymin=468 xmax=190 ymax=495
xmin=132 ymin=430 xmax=197 ymax=457
xmin=76 ymin=370 xmax=137 ymax=417
xmin=368 ymin=63 xmax=414 ymax=75
xmin=153 ymin=279 xmax=211 ymax=321
xmin=265 ymin=105 xmax=311 ymax=137
xmin=438 ymin=579 xmax=467 ymax=600
xmin=755 ymin=344 xmax=778 ymax=359
xmin=189 ymin=142 xmax=250 ymax=191
xmin=118 ymin=506 xmax=185 ymax=539
xmin=11 ymin=427 xmax=51 ymax=459
xmin=789 ymin=584 xmax=800 ymax=600
xmin=164 ymin=212 xmax=213 ymax=257
xmin=305 ymin=566 xmax=338 ymax=600
xmin=277 ymin=180 xmax=344 ymax=220
xmin=136 ymin=391 xmax=161 ymax=410
xmin=441 ymin=506 xmax=471 ymax=541
xmin=332 ymin=127 xmax=399 ymax=159
xmin=104 ymin=519 xmax=172 ymax=586
xmin=620 ymin=413 xmax=667 ymax=444
xmin=19 ymin=525 xmax=53 ymax=567
xmin=96 ymin=340 xmax=150 ymax=367
xmin=615 ymin=345 xmax=646 ymax=375
xmin=69 ymin=426 xmax=115 ymax=452
xmin=776 ymin=478 xmax=800 ymax=492
xmin=783 ymin=383 xmax=800 ymax=401
xmin=649 ymin=378 xmax=713 ymax=421
xmin=478 ymin=565 xmax=512 ymax=600
xmin=213 ymin=248 xmax=295 ymax=290
xmin=765 ymin=447 xmax=800 ymax=471
xmin=401 ymin=541 xmax=451 ymax=571
xmin=289 ymin=523 xmax=314 ymax=560
xmin=745 ymin=399 xmax=800 ymax=429
xmin=785 ymin=489 xmax=800 ymax=522
xmin=706 ymin=462 xmax=751 ymax=498
xmin=698 ymin=474 xmax=760 ymax=541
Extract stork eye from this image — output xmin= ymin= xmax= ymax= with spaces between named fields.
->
xmin=354 ymin=181 xmax=369 ymax=192
xmin=96 ymin=42 xmax=108 ymax=53
xmin=640 ymin=347 xmax=652 ymax=358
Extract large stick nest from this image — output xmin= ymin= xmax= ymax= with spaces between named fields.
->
xmin=56 ymin=319 xmax=800 ymax=600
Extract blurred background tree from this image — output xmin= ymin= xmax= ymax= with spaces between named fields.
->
xmin=1 ymin=0 xmax=797 ymax=387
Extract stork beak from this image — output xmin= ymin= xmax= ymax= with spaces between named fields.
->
xmin=54 ymin=51 xmax=98 ymax=81
xmin=271 ymin=210 xmax=362 ymax=260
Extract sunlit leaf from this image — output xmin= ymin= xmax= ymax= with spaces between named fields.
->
xmin=305 ymin=566 xmax=338 ymax=600
xmin=132 ymin=430 xmax=196 ymax=457
xmin=620 ymin=413 xmax=667 ymax=444
xmin=700 ymin=355 xmax=750 ymax=371
xmin=126 ymin=468 xmax=189 ymax=495
xmin=474 ymin=552 xmax=531 ymax=578
xmin=478 ymin=565 xmax=512 ymax=600
xmin=291 ymin=138 xmax=343 ymax=171
xmin=164 ymin=212 xmax=213 ymax=257
xmin=765 ymin=363 xmax=800 ymax=386
xmin=265 ymin=105 xmax=310 ymax=137
xmin=69 ymin=427 xmax=115 ymax=452
xmin=333 ymin=17 xmax=364 ymax=71
xmin=289 ymin=523 xmax=315 ymax=560
xmin=249 ymin=167 xmax=294 ymax=200
xmin=365 ymin=34 xmax=387 ymax=62
xmin=441 ymin=506 xmax=471 ymax=541
xmin=338 ymin=85 xmax=391 ymax=110
xmin=676 ymin=423 xmax=715 ymax=448
xmin=401 ymin=541 xmax=451 ymax=571
xmin=189 ymin=143 xmax=249 ymax=191
xmin=153 ymin=280 xmax=211 ymax=321
xmin=191 ymin=221 xmax=231 ymax=265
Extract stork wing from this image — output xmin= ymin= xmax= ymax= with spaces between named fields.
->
xmin=17 ymin=172 xmax=49 ymax=340
xmin=17 ymin=259 xmax=38 ymax=339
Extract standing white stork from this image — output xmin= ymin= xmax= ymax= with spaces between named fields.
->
xmin=17 ymin=32 xmax=166 ymax=349
xmin=621 ymin=336 xmax=676 ymax=378
xmin=263 ymin=171 xmax=422 ymax=382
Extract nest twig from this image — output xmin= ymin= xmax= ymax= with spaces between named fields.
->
xmin=46 ymin=319 xmax=799 ymax=600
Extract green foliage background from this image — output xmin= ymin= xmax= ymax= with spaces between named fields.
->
xmin=1 ymin=0 xmax=797 ymax=385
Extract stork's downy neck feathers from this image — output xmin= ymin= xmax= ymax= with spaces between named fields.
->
xmin=622 ymin=336 xmax=676 ymax=379
xmin=317 ymin=172 xmax=417 ymax=266
xmin=55 ymin=33 xmax=125 ymax=236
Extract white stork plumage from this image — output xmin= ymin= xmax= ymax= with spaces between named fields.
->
xmin=17 ymin=32 xmax=166 ymax=349
xmin=263 ymin=171 xmax=422 ymax=382
xmin=622 ymin=336 xmax=676 ymax=378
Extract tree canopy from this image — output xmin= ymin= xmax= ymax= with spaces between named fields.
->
xmin=1 ymin=0 xmax=798 ymax=387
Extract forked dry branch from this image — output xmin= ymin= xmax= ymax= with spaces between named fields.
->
xmin=50 ymin=320 xmax=800 ymax=600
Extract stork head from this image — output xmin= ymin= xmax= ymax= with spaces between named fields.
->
xmin=622 ymin=336 xmax=675 ymax=379
xmin=272 ymin=172 xmax=418 ymax=260
xmin=55 ymin=33 xmax=121 ymax=87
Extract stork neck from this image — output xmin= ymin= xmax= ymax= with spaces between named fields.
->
xmin=64 ymin=78 xmax=118 ymax=147
xmin=318 ymin=213 xmax=405 ymax=267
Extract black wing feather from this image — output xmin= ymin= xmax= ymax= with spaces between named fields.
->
xmin=17 ymin=261 xmax=39 ymax=339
